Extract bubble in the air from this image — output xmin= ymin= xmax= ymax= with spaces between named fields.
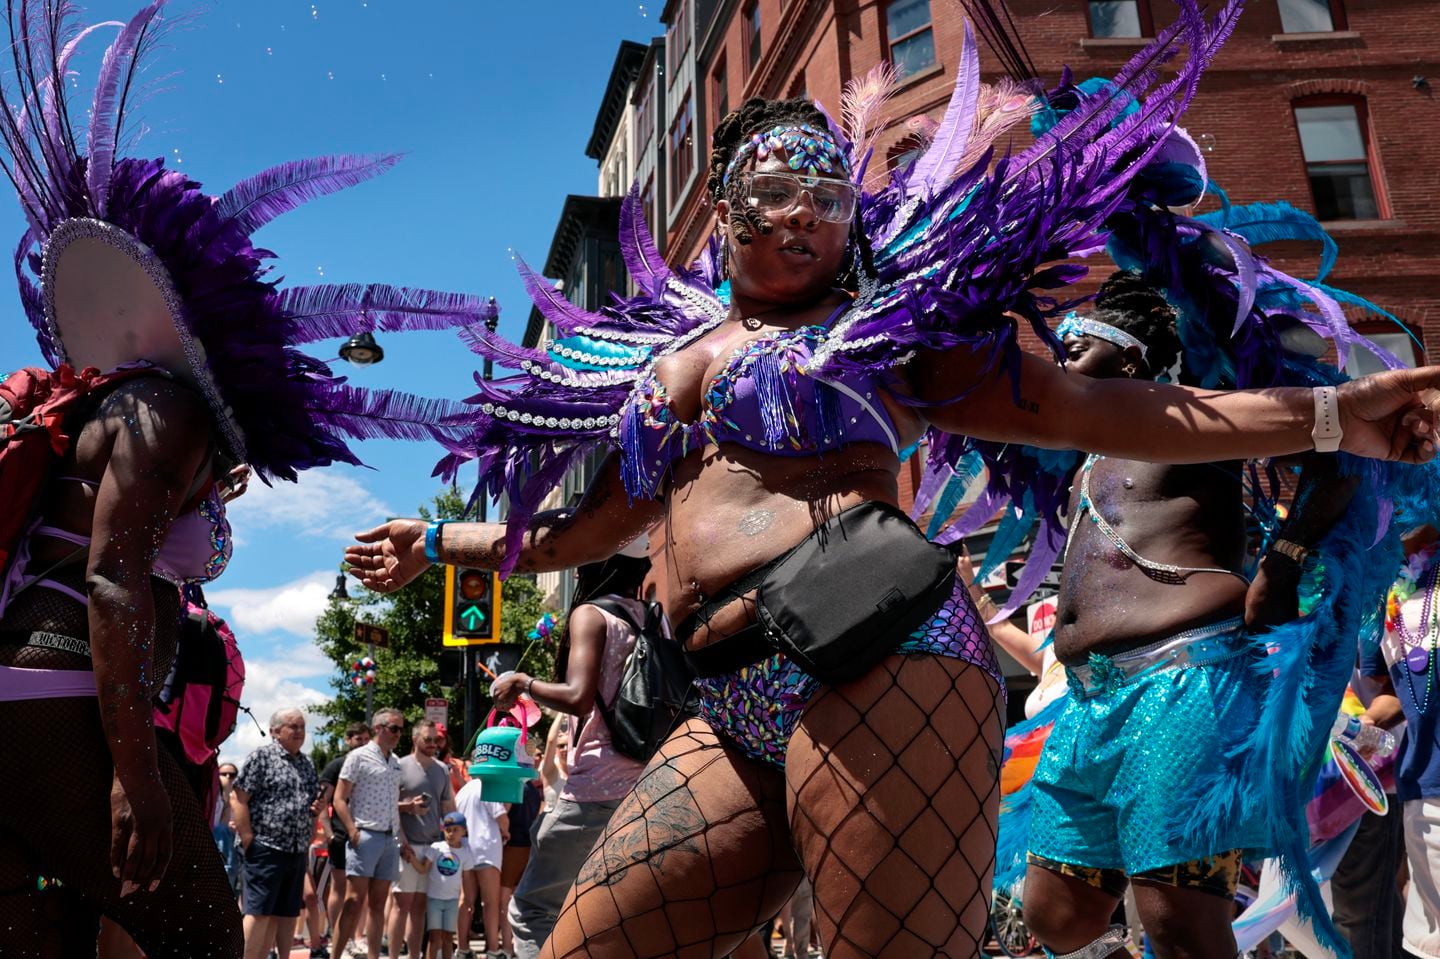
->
xmin=311 ymin=5 xmax=319 ymax=19
xmin=328 ymin=70 xmax=335 ymax=80
xmin=317 ymin=265 xmax=326 ymax=277
xmin=216 ymin=73 xmax=224 ymax=84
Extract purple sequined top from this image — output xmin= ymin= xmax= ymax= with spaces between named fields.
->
xmin=617 ymin=322 xmax=901 ymax=500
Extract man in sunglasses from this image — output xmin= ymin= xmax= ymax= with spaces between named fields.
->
xmin=331 ymin=708 xmax=407 ymax=959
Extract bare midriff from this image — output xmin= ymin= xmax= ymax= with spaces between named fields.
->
xmin=663 ymin=439 xmax=907 ymax=649
xmin=1053 ymin=458 xmax=1248 ymax=665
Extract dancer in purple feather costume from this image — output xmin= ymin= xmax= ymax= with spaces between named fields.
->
xmin=348 ymin=3 xmax=1440 ymax=956
xmin=0 ymin=2 xmax=488 ymax=955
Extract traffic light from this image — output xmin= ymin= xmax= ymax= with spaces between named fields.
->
xmin=443 ymin=566 xmax=503 ymax=646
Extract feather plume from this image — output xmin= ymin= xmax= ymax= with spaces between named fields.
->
xmin=954 ymin=79 xmax=1037 ymax=177
xmin=214 ymin=153 xmax=401 ymax=235
xmin=275 ymin=283 xmax=498 ymax=344
xmin=305 ymin=384 xmax=470 ymax=444
xmin=513 ymin=253 xmax=609 ymax=334
xmin=841 ymin=64 xmax=898 ymax=178
xmin=618 ymin=182 xmax=670 ymax=298
xmin=1197 ymin=200 xmax=1338 ymax=283
xmin=904 ymin=21 xmax=981 ymax=197
xmin=85 ymin=0 xmax=164 ymax=217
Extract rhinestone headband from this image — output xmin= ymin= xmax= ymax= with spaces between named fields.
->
xmin=723 ymin=123 xmax=851 ymax=187
xmin=1057 ymin=311 xmax=1148 ymax=360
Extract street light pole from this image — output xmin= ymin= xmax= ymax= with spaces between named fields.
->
xmin=463 ymin=306 xmax=500 ymax=752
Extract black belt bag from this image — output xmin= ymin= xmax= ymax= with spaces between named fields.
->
xmin=680 ymin=502 xmax=958 ymax=685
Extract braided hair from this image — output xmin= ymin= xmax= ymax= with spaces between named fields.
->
xmin=1091 ymin=270 xmax=1182 ymax=378
xmin=706 ymin=96 xmax=875 ymax=284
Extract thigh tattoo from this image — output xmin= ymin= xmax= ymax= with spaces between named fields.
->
xmin=576 ymin=766 xmax=707 ymax=888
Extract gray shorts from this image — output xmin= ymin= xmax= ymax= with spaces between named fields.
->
xmin=345 ymin=828 xmax=400 ymax=881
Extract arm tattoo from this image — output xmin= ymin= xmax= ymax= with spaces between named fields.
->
xmin=1016 ymin=395 xmax=1040 ymax=415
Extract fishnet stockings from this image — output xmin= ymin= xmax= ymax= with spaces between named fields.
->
xmin=0 ymin=695 xmax=242 ymax=957
xmin=0 ymin=576 xmax=237 ymax=957
xmin=541 ymin=655 xmax=1002 ymax=958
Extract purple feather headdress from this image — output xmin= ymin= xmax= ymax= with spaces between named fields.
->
xmin=1 ymin=0 xmax=486 ymax=481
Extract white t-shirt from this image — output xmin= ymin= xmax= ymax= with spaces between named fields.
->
xmin=421 ymin=841 xmax=477 ymax=901
xmin=453 ymin=780 xmax=508 ymax=867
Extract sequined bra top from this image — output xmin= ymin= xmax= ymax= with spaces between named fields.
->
xmin=617 ymin=321 xmax=900 ymax=500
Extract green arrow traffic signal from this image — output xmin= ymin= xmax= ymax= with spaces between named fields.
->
xmin=460 ymin=604 xmax=486 ymax=631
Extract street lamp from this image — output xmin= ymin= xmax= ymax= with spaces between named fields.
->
xmin=339 ymin=331 xmax=385 ymax=366
xmin=329 ymin=573 xmax=349 ymax=603
xmin=329 ymin=568 xmax=379 ymax=723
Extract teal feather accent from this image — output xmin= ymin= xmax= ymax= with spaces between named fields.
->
xmin=976 ymin=492 xmax=1037 ymax=584
xmin=1196 ymin=200 xmax=1337 ymax=283
xmin=926 ymin=449 xmax=984 ymax=538
xmin=547 ymin=335 xmax=649 ymax=372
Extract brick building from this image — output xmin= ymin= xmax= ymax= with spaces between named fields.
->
xmin=648 ymin=0 xmax=1439 ymax=365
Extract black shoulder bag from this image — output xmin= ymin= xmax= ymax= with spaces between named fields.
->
xmin=678 ymin=501 xmax=958 ymax=685
xmin=588 ymin=598 xmax=696 ymax=762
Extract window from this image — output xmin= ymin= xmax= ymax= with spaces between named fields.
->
xmin=666 ymin=1 xmax=689 ymax=77
xmin=637 ymin=84 xmax=654 ymax=151
xmin=642 ymin=175 xmax=656 ymax=234
xmin=711 ymin=57 xmax=728 ymax=126
xmin=1087 ymin=1 xmax=1153 ymax=38
xmin=669 ymin=91 xmax=694 ymax=202
xmin=886 ymin=0 xmax=936 ymax=80
xmin=1277 ymin=0 xmax=1344 ymax=33
xmin=1294 ymin=99 xmax=1382 ymax=220
xmin=1347 ymin=331 xmax=1418 ymax=378
xmin=745 ymin=2 xmax=762 ymax=73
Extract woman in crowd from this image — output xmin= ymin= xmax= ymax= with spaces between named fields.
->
xmin=347 ymin=7 xmax=1440 ymax=955
xmin=487 ymin=554 xmax=652 ymax=959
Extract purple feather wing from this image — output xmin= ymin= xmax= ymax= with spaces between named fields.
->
xmin=214 ymin=154 xmax=402 ymax=236
xmin=276 ymin=284 xmax=499 ymax=344
xmin=86 ymin=0 xmax=165 ymax=217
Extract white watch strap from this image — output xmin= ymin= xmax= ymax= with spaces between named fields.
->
xmin=1311 ymin=385 xmax=1342 ymax=453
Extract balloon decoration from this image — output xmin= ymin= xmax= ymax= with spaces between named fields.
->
xmin=350 ymin=656 xmax=378 ymax=687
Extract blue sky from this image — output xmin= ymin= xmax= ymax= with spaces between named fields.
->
xmin=0 ymin=0 xmax=654 ymax=760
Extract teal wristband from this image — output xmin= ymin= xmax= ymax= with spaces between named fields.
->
xmin=424 ymin=521 xmax=447 ymax=564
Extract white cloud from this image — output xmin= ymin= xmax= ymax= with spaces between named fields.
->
xmin=227 ymin=469 xmax=393 ymax=546
xmin=220 ymin=647 xmax=333 ymax=767
xmin=207 ymin=570 xmax=336 ymax=638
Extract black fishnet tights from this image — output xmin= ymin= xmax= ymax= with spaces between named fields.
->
xmin=541 ymin=655 xmax=1002 ymax=958
xmin=0 ymin=578 xmax=238 ymax=957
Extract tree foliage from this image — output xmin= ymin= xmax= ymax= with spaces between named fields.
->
xmin=312 ymin=487 xmax=559 ymax=754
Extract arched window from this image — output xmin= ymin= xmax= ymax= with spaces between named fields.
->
xmin=1292 ymin=96 xmax=1385 ymax=221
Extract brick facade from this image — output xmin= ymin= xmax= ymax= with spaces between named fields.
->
xmin=654 ymin=0 xmax=1439 ymax=362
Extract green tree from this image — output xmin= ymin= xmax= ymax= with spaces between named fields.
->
xmin=312 ymin=488 xmax=559 ymax=754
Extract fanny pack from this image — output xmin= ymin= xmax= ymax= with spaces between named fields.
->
xmin=677 ymin=502 xmax=958 ymax=685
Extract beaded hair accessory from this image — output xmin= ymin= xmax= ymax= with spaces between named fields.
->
xmin=1056 ymin=311 xmax=1149 ymax=361
xmin=722 ymin=123 xmax=851 ymax=186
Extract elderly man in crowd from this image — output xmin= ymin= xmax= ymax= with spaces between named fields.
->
xmin=232 ymin=708 xmax=323 ymax=959
xmin=391 ymin=719 xmax=457 ymax=959
xmin=332 ymin=708 xmax=406 ymax=959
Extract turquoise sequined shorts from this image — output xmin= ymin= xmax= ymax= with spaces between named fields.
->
xmin=692 ymin=578 xmax=1003 ymax=769
xmin=1028 ymin=617 xmax=1269 ymax=875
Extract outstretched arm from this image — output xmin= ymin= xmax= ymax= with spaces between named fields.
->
xmin=910 ymin=347 xmax=1440 ymax=465
xmin=345 ymin=452 xmax=662 ymax=593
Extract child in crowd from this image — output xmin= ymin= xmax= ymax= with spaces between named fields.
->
xmin=402 ymin=811 xmax=478 ymax=959
xmin=453 ymin=778 xmax=510 ymax=959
